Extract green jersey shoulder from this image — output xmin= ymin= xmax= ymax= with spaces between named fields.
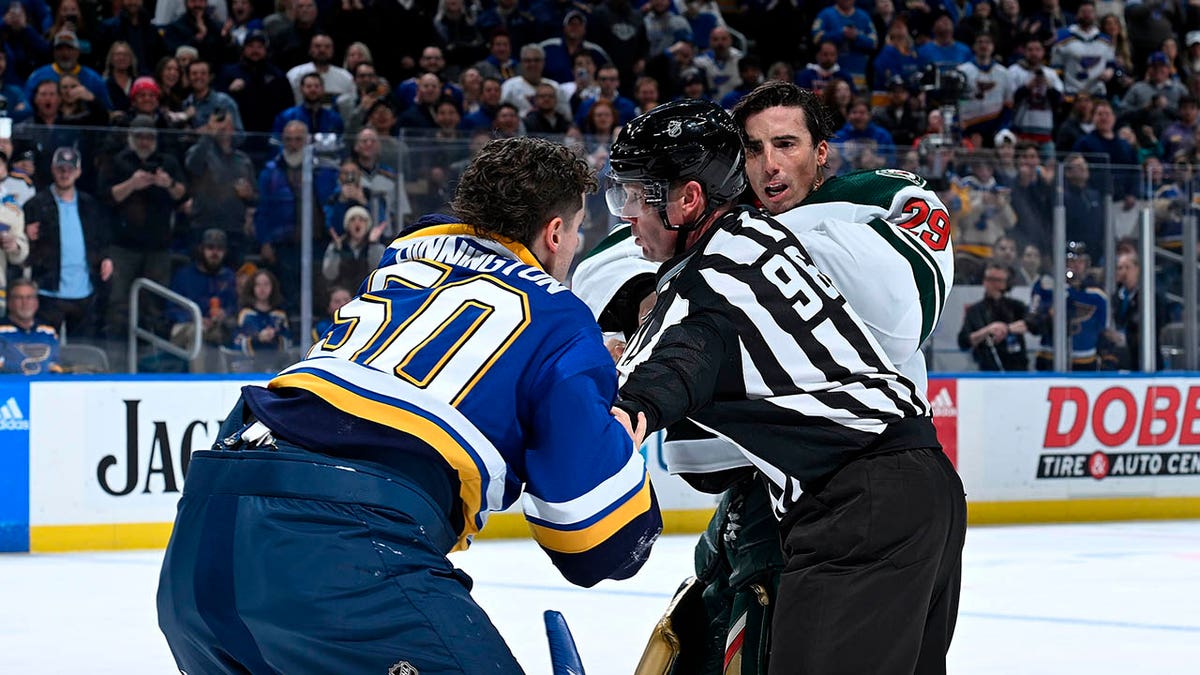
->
xmin=801 ymin=169 xmax=929 ymax=210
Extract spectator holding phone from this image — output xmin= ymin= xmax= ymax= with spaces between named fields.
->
xmin=101 ymin=116 xmax=187 ymax=336
xmin=184 ymin=109 xmax=256 ymax=266
xmin=322 ymin=157 xmax=370 ymax=239
xmin=336 ymin=62 xmax=388 ymax=136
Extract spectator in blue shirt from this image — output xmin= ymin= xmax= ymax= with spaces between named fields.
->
xmin=873 ymin=17 xmax=921 ymax=91
xmin=917 ymin=14 xmax=972 ymax=68
xmin=574 ymin=65 xmax=637 ymax=128
xmin=833 ymin=97 xmax=897 ymax=166
xmin=21 ymin=146 xmax=112 ymax=338
xmin=232 ymin=267 xmax=290 ymax=372
xmin=0 ymin=2 xmax=50 ymax=86
xmin=311 ymin=285 xmax=351 ymax=344
xmin=167 ymin=228 xmax=238 ymax=372
xmin=539 ymin=10 xmax=611 ymax=84
xmin=796 ymin=40 xmax=856 ymax=94
xmin=6 ymin=0 xmax=52 ymax=37
xmin=811 ymin=0 xmax=877 ymax=91
xmin=0 ymin=51 xmax=31 ymax=121
xmin=272 ymin=72 xmax=344 ymax=136
xmin=182 ymin=59 xmax=243 ymax=131
xmin=255 ymin=120 xmax=337 ymax=312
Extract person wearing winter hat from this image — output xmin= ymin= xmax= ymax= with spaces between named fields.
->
xmin=321 ymin=204 xmax=385 ymax=293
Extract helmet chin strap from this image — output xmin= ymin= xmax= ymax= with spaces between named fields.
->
xmin=661 ymin=190 xmax=724 ymax=257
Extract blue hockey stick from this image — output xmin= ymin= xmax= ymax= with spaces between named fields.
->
xmin=544 ymin=610 xmax=586 ymax=675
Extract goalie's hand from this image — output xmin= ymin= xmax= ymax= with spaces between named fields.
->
xmin=612 ymin=407 xmax=647 ymax=448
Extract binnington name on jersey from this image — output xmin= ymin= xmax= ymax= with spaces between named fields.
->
xmin=392 ymin=235 xmax=570 ymax=295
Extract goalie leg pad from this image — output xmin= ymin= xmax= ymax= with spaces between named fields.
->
xmin=634 ymin=576 xmax=720 ymax=675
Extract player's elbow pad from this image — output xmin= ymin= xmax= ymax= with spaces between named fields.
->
xmin=547 ymin=489 xmax=663 ymax=588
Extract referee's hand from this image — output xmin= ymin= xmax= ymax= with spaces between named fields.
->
xmin=612 ymin=407 xmax=647 ymax=449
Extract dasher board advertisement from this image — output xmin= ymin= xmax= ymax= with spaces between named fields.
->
xmin=26 ymin=378 xmax=259 ymax=549
xmin=954 ymin=377 xmax=1200 ymax=502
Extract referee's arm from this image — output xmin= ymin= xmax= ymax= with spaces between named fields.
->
xmin=616 ymin=311 xmax=738 ymax=433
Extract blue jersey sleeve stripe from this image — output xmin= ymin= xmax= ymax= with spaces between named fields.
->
xmin=521 ymin=450 xmax=646 ymax=525
xmin=526 ymin=472 xmax=654 ymax=554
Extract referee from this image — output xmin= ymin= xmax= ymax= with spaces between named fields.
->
xmin=608 ymin=99 xmax=967 ymax=675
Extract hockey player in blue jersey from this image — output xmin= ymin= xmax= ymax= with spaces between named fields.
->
xmin=157 ymin=136 xmax=663 ymax=674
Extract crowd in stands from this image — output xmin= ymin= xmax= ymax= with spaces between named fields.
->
xmin=0 ymin=0 xmax=1196 ymax=374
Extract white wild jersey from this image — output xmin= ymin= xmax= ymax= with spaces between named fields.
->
xmin=771 ymin=169 xmax=955 ymax=391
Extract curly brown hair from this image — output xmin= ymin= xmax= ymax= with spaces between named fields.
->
xmin=450 ymin=136 xmax=598 ymax=246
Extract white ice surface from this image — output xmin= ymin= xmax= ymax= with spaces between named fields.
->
xmin=2 ymin=521 xmax=1198 ymax=674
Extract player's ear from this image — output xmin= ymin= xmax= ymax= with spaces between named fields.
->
xmin=815 ymin=139 xmax=830 ymax=168
xmin=542 ymin=215 xmax=565 ymax=253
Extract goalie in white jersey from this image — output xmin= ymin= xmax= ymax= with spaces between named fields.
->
xmin=733 ymin=81 xmax=955 ymax=391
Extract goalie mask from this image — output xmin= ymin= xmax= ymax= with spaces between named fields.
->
xmin=606 ymin=99 xmax=746 ymax=239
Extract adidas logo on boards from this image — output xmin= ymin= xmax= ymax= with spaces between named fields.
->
xmin=0 ymin=396 xmax=30 ymax=431
xmin=930 ymin=388 xmax=957 ymax=417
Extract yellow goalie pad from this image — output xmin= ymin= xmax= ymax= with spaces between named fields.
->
xmin=634 ymin=576 xmax=703 ymax=675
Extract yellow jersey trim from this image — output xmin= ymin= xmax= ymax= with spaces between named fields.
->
xmin=526 ymin=473 xmax=655 ymax=554
xmin=394 ymin=223 xmax=544 ymax=271
xmin=268 ymin=370 xmax=486 ymax=551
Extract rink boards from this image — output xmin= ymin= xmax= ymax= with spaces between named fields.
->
xmin=3 ymin=374 xmax=1200 ymax=552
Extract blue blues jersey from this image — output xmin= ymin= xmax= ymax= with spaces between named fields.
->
xmin=241 ymin=221 xmax=661 ymax=587
xmin=233 ymin=307 xmax=289 ymax=353
xmin=1029 ymin=276 xmax=1108 ymax=359
xmin=0 ymin=320 xmax=62 ymax=375
xmin=311 ymin=317 xmax=334 ymax=344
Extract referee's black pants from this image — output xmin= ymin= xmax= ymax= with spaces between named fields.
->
xmin=769 ymin=447 xmax=967 ymax=675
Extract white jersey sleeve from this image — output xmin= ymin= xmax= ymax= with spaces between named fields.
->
xmin=771 ymin=169 xmax=955 ymax=390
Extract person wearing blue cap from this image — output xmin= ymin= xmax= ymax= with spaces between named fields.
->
xmin=1120 ymin=50 xmax=1187 ymax=112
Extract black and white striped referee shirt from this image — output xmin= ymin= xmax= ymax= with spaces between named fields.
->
xmin=616 ymin=206 xmax=940 ymax=515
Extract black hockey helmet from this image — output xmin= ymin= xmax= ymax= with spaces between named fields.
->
xmin=605 ymin=98 xmax=746 ymax=232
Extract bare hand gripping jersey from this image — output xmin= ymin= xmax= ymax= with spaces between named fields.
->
xmin=242 ymin=221 xmax=661 ymax=587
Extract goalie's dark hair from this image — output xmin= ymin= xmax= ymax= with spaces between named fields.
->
xmin=729 ymin=80 xmax=833 ymax=146
xmin=451 ymin=136 xmax=598 ymax=247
